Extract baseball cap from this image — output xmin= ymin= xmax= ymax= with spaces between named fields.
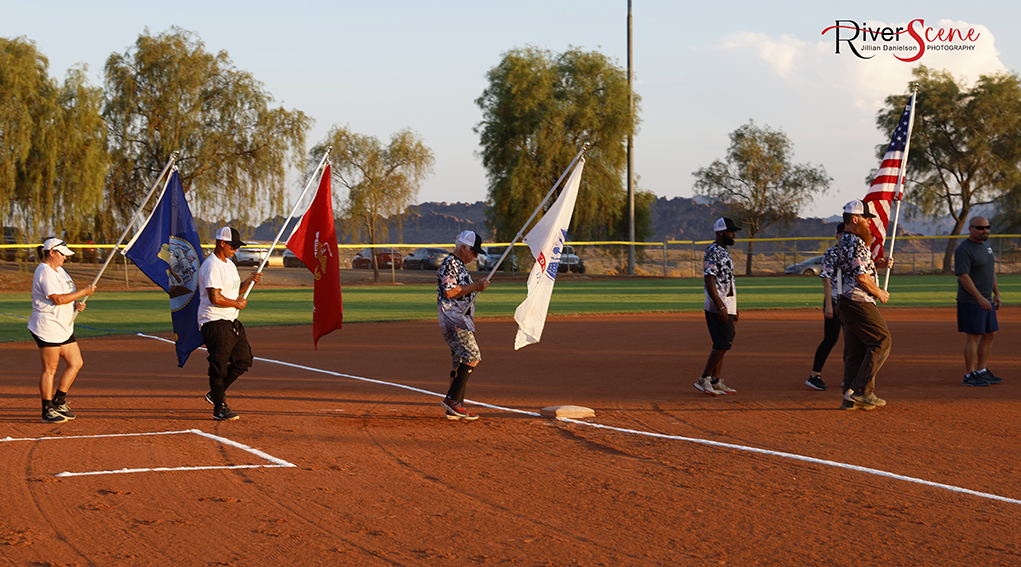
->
xmin=215 ymin=227 xmax=246 ymax=248
xmin=456 ymin=230 xmax=484 ymax=254
xmin=713 ymin=217 xmax=742 ymax=232
xmin=42 ymin=237 xmax=74 ymax=256
xmin=844 ymin=199 xmax=876 ymax=218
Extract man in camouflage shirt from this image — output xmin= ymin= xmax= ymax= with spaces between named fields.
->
xmin=695 ymin=217 xmax=741 ymax=397
xmin=834 ymin=200 xmax=893 ymax=411
xmin=437 ymin=230 xmax=490 ymax=420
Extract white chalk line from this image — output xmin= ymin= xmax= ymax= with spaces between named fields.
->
xmin=2 ymin=428 xmax=296 ymax=477
xmin=135 ymin=332 xmax=1021 ymax=507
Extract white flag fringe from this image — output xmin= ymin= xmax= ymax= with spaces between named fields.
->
xmin=513 ymin=158 xmax=585 ymax=350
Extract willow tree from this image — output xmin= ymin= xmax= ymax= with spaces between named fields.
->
xmin=103 ymin=27 xmax=311 ymax=236
xmin=877 ymin=66 xmax=1021 ymax=272
xmin=693 ymin=121 xmax=830 ymax=275
xmin=311 ymin=126 xmax=434 ymax=281
xmin=475 ymin=46 xmax=642 ymax=242
xmin=0 ymin=37 xmax=107 ymax=242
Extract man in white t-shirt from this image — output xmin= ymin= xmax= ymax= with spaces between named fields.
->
xmin=197 ymin=227 xmax=262 ymax=421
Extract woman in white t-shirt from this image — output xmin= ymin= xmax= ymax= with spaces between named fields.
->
xmin=28 ymin=238 xmax=97 ymax=424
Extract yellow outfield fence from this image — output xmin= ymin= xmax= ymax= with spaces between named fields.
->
xmin=3 ymin=234 xmax=1021 ymax=277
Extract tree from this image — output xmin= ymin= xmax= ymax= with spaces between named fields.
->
xmin=693 ymin=121 xmax=830 ymax=275
xmin=475 ymin=46 xmax=643 ymax=243
xmin=311 ymin=126 xmax=434 ymax=282
xmin=103 ymin=27 xmax=311 ymax=237
xmin=877 ymin=66 xmax=1021 ymax=272
xmin=0 ymin=37 xmax=107 ymax=242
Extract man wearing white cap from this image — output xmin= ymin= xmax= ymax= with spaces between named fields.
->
xmin=833 ymin=200 xmax=893 ymax=410
xmin=197 ymin=227 xmax=262 ymax=421
xmin=437 ymin=230 xmax=490 ymax=420
xmin=28 ymin=237 xmax=97 ymax=423
xmin=695 ymin=217 xmax=741 ymax=397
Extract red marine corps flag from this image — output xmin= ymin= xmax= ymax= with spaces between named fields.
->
xmin=286 ymin=163 xmax=343 ymax=347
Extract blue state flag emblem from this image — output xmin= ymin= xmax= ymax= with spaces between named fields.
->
xmin=160 ymin=236 xmax=200 ymax=312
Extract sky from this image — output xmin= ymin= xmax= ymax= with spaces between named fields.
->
xmin=3 ymin=1 xmax=1019 ymax=220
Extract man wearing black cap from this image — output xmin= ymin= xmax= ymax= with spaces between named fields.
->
xmin=833 ymin=200 xmax=893 ymax=411
xmin=437 ymin=230 xmax=490 ymax=420
xmin=197 ymin=226 xmax=262 ymax=420
xmin=696 ymin=217 xmax=741 ymax=397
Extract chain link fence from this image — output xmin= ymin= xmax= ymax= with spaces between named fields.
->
xmin=3 ymin=235 xmax=1020 ymax=277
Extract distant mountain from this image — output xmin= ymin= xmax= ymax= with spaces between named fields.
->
xmin=233 ymin=197 xmax=972 ymax=250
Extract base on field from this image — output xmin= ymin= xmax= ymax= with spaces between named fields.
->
xmin=540 ymin=405 xmax=595 ymax=419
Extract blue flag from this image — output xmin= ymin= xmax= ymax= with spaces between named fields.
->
xmin=124 ymin=170 xmax=204 ymax=367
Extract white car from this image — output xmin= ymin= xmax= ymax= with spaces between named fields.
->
xmin=232 ymin=247 xmax=269 ymax=267
xmin=477 ymin=246 xmax=518 ymax=272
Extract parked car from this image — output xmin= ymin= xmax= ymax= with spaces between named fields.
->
xmin=402 ymin=247 xmax=450 ymax=270
xmin=2 ymin=226 xmax=26 ymax=261
xmin=557 ymin=245 xmax=585 ymax=274
xmin=282 ymin=249 xmax=304 ymax=268
xmin=476 ymin=246 xmax=518 ymax=272
xmin=352 ymin=247 xmax=402 ymax=269
xmin=232 ymin=246 xmax=270 ymax=267
xmin=785 ymin=255 xmax=825 ymax=276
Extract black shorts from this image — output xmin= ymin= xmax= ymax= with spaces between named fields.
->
xmin=957 ymin=302 xmax=999 ymax=334
xmin=705 ymin=310 xmax=736 ymax=350
xmin=31 ymin=331 xmax=76 ymax=349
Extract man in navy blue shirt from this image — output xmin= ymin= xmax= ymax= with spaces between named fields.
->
xmin=955 ymin=216 xmax=1002 ymax=387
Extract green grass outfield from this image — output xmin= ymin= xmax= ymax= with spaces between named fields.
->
xmin=2 ymin=275 xmax=1019 ymax=343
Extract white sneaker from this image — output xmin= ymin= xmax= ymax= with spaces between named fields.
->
xmin=694 ymin=376 xmax=719 ymax=396
xmin=713 ymin=378 xmax=736 ymax=395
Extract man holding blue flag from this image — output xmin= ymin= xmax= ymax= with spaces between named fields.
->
xmin=198 ymin=227 xmax=262 ymax=421
xmin=123 ymin=170 xmax=205 ymax=367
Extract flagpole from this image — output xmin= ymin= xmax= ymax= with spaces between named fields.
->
xmin=241 ymin=147 xmax=332 ymax=300
xmin=882 ymin=85 xmax=918 ymax=291
xmin=484 ymin=143 xmax=589 ymax=283
xmin=84 ymin=152 xmax=180 ymax=298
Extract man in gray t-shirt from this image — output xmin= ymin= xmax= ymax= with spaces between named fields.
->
xmin=954 ymin=216 xmax=1002 ymax=387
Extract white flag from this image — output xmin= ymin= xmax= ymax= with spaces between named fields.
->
xmin=513 ymin=158 xmax=585 ymax=350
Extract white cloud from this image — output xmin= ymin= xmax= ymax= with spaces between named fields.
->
xmin=717 ymin=32 xmax=808 ymax=78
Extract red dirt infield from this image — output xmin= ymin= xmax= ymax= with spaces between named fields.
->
xmin=1 ymin=308 xmax=1020 ymax=566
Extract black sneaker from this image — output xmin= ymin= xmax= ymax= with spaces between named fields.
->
xmin=963 ymin=373 xmax=990 ymax=387
xmin=806 ymin=376 xmax=827 ymax=391
xmin=42 ymin=408 xmax=69 ymax=423
xmin=440 ymin=398 xmax=479 ymax=421
xmin=978 ymin=370 xmax=1002 ymax=384
xmin=204 ymin=391 xmax=214 ymax=405
xmin=213 ymin=406 xmax=240 ymax=421
xmin=53 ymin=402 xmax=76 ymax=420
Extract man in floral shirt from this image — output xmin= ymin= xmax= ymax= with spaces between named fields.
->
xmin=834 ymin=200 xmax=893 ymax=411
xmin=696 ymin=217 xmax=741 ymax=397
xmin=437 ymin=230 xmax=490 ymax=420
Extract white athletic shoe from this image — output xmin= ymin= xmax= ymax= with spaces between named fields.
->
xmin=712 ymin=378 xmax=736 ymax=395
xmin=694 ymin=376 xmax=719 ymax=396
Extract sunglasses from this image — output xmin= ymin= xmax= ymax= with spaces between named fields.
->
xmin=970 ymin=225 xmax=991 ymax=230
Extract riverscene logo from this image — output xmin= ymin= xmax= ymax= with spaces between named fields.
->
xmin=821 ymin=19 xmax=981 ymax=62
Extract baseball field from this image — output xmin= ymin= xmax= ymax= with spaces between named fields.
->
xmin=1 ymin=269 xmax=1019 ymax=566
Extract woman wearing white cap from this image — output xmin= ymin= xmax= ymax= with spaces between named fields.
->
xmin=28 ymin=237 xmax=97 ymax=424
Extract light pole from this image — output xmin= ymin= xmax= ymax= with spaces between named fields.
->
xmin=627 ymin=0 xmax=635 ymax=275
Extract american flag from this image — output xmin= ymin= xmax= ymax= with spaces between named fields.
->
xmin=864 ymin=93 xmax=914 ymax=259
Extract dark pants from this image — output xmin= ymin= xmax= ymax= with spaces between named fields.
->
xmin=201 ymin=319 xmax=253 ymax=406
xmin=812 ymin=305 xmax=842 ymax=373
xmin=837 ymin=297 xmax=891 ymax=395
